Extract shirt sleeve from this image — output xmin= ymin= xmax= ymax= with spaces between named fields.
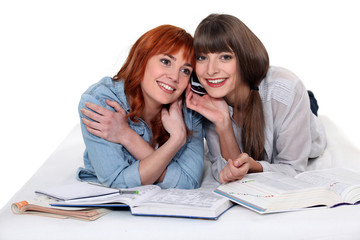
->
xmin=259 ymin=80 xmax=313 ymax=176
xmin=203 ymin=119 xmax=227 ymax=182
xmin=78 ymin=93 xmax=142 ymax=188
xmin=157 ymin=109 xmax=204 ymax=189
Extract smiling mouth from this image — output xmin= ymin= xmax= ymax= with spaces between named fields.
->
xmin=157 ymin=81 xmax=176 ymax=93
xmin=206 ymin=78 xmax=227 ymax=87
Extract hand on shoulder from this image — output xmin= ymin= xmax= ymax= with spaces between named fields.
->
xmin=81 ymin=99 xmax=131 ymax=144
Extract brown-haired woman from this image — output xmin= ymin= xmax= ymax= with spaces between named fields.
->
xmin=78 ymin=25 xmax=204 ymax=189
xmin=186 ymin=14 xmax=326 ymax=183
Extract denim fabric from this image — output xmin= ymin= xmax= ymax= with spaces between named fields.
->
xmin=77 ymin=77 xmax=204 ymax=189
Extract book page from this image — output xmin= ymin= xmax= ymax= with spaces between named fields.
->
xmin=115 ymin=185 xmax=161 ymax=205
xmin=138 ymin=189 xmax=226 ymax=209
xmin=295 ymin=168 xmax=360 ymax=200
xmin=215 ymin=172 xmax=324 ymax=212
xmin=230 ymin=172 xmax=317 ymax=194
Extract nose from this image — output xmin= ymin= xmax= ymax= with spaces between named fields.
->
xmin=207 ymin=58 xmax=219 ymax=76
xmin=167 ymin=67 xmax=179 ymax=83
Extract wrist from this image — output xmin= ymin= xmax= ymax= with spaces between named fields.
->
xmin=249 ymin=159 xmax=263 ymax=173
xmin=168 ymin=132 xmax=187 ymax=148
xmin=214 ymin=115 xmax=233 ymax=134
xmin=119 ymin=127 xmax=137 ymax=146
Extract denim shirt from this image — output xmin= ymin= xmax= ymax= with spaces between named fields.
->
xmin=77 ymin=77 xmax=204 ymax=189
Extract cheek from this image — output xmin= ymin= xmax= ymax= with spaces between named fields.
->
xmin=199 ymin=79 xmax=208 ymax=91
xmin=195 ymin=63 xmax=206 ymax=76
xmin=178 ymin=77 xmax=190 ymax=91
xmin=229 ymin=63 xmax=239 ymax=79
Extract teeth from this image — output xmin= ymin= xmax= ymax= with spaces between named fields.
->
xmin=158 ymin=82 xmax=175 ymax=91
xmin=208 ymin=78 xmax=226 ymax=84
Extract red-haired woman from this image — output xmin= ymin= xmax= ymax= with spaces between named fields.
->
xmin=78 ymin=25 xmax=204 ymax=189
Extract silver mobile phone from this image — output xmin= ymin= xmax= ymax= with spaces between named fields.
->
xmin=190 ymin=73 xmax=207 ymax=95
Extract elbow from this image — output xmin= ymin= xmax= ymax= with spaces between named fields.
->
xmin=176 ymin=171 xmax=202 ymax=189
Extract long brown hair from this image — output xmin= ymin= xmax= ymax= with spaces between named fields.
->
xmin=114 ymin=25 xmax=194 ymax=147
xmin=194 ymin=14 xmax=269 ymax=160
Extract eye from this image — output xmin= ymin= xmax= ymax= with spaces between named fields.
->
xmin=195 ymin=55 xmax=206 ymax=61
xmin=221 ymin=54 xmax=233 ymax=61
xmin=160 ymin=58 xmax=171 ymax=66
xmin=181 ymin=68 xmax=192 ymax=76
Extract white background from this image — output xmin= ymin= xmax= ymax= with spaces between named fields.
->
xmin=1 ymin=0 xmax=359 ymax=209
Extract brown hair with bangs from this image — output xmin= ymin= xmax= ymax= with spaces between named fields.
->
xmin=194 ymin=14 xmax=269 ymax=160
xmin=113 ymin=25 xmax=194 ymax=147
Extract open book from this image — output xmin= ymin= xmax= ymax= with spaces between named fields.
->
xmin=215 ymin=168 xmax=360 ymax=214
xmin=35 ymin=182 xmax=233 ymax=220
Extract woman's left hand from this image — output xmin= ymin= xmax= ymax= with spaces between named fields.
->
xmin=219 ymin=153 xmax=254 ymax=183
xmin=161 ymin=98 xmax=187 ymax=145
xmin=80 ymin=99 xmax=130 ymax=144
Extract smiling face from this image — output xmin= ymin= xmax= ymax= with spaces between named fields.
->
xmin=195 ymin=51 xmax=239 ymax=101
xmin=141 ymin=49 xmax=193 ymax=110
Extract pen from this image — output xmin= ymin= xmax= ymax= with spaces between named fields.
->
xmin=88 ymin=182 xmax=139 ymax=194
xmin=119 ymin=190 xmax=139 ymax=194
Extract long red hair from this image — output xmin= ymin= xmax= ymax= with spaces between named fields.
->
xmin=113 ymin=25 xmax=194 ymax=146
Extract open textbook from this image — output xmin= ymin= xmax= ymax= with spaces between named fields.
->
xmin=35 ymin=182 xmax=233 ymax=220
xmin=215 ymin=168 xmax=360 ymax=214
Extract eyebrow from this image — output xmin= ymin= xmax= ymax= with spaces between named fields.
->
xmin=166 ymin=54 xmax=193 ymax=68
xmin=166 ymin=54 xmax=176 ymax=61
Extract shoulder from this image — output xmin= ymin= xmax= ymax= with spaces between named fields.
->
xmin=83 ymin=76 xmax=124 ymax=96
xmin=80 ymin=77 xmax=129 ymax=110
xmin=260 ymin=66 xmax=306 ymax=105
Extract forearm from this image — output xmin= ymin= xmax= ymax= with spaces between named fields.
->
xmin=122 ymin=129 xmax=182 ymax=185
xmin=215 ymin=117 xmax=241 ymax=161
xmin=138 ymin=134 xmax=186 ymax=185
xmin=120 ymin=127 xmax=155 ymax=160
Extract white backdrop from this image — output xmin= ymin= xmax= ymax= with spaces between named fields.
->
xmin=1 ymin=0 xmax=359 ymax=209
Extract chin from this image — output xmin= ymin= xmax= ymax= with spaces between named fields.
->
xmin=157 ymin=96 xmax=178 ymax=105
xmin=205 ymin=89 xmax=227 ymax=99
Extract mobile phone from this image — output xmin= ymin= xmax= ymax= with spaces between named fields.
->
xmin=190 ymin=73 xmax=207 ymax=95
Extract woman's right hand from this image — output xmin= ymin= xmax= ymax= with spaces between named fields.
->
xmin=185 ymin=84 xmax=230 ymax=127
xmin=80 ymin=99 xmax=131 ymax=144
